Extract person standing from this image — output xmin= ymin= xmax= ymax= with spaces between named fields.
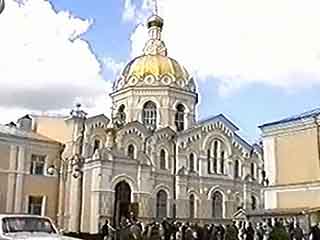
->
xmin=224 ymin=224 xmax=239 ymax=240
xmin=101 ymin=220 xmax=116 ymax=240
xmin=255 ymin=223 xmax=265 ymax=240
xmin=244 ymin=222 xmax=254 ymax=240
xmin=309 ymin=223 xmax=320 ymax=240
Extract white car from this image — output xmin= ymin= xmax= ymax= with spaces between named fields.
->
xmin=0 ymin=214 xmax=80 ymax=240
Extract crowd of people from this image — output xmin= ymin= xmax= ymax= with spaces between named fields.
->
xmin=101 ymin=217 xmax=320 ymax=240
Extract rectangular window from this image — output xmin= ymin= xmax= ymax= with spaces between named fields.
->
xmin=30 ymin=155 xmax=46 ymax=175
xmin=28 ymin=196 xmax=43 ymax=215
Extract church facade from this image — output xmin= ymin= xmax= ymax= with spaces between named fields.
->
xmin=61 ymin=14 xmax=264 ymax=233
xmin=0 ymin=13 xmax=264 ymax=234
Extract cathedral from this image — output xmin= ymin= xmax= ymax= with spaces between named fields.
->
xmin=0 ymin=11 xmax=264 ymax=234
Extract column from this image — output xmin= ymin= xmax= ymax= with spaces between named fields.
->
xmin=57 ymin=165 xmax=65 ymax=230
xmin=137 ymin=192 xmax=153 ymax=220
xmin=6 ymin=145 xmax=18 ymax=212
xmin=227 ymin=160 xmax=234 ymax=178
xmin=68 ymin=175 xmax=81 ymax=232
xmin=224 ymin=198 xmax=235 ymax=218
xmin=243 ymin=182 xmax=250 ymax=210
xmin=176 ymin=176 xmax=188 ymax=219
xmin=14 ymin=146 xmax=25 ymax=213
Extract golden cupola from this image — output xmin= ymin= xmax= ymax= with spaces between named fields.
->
xmin=113 ymin=14 xmax=197 ymax=94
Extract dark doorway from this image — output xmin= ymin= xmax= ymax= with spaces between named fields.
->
xmin=114 ymin=181 xmax=131 ymax=227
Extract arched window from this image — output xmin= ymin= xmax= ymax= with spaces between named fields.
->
xmin=251 ymin=196 xmax=257 ymax=210
xmin=143 ymin=101 xmax=157 ymax=130
xmin=220 ymin=151 xmax=225 ymax=174
xmin=128 ymin=144 xmax=135 ymax=159
xmin=160 ymin=149 xmax=166 ymax=170
xmin=156 ymin=190 xmax=167 ymax=218
xmin=175 ymin=104 xmax=185 ymax=132
xmin=93 ymin=139 xmax=100 ymax=153
xmin=213 ymin=141 xmax=218 ymax=173
xmin=118 ymin=104 xmax=126 ymax=123
xmin=212 ymin=191 xmax=223 ymax=218
xmin=234 ymin=160 xmax=240 ymax=179
xmin=189 ymin=194 xmax=195 ymax=218
xmin=189 ymin=153 xmax=195 ymax=172
xmin=251 ymin=162 xmax=255 ymax=180
xmin=207 ymin=149 xmax=211 ymax=174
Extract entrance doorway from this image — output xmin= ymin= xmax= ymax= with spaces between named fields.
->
xmin=114 ymin=181 xmax=131 ymax=227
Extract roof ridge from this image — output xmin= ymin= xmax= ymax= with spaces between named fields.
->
xmin=260 ymin=106 xmax=320 ymax=128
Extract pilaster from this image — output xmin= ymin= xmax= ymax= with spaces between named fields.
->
xmin=14 ymin=145 xmax=25 ymax=213
xmin=6 ymin=145 xmax=18 ymax=212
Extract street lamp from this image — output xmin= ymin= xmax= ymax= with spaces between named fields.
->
xmin=47 ymin=154 xmax=84 ymax=232
xmin=47 ymin=104 xmax=87 ymax=233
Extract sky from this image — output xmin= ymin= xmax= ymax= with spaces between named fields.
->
xmin=0 ymin=0 xmax=320 ymax=142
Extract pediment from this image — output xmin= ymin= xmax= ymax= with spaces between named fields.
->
xmin=118 ymin=121 xmax=151 ymax=139
xmin=86 ymin=114 xmax=110 ymax=129
xmin=198 ymin=114 xmax=239 ymax=138
xmin=198 ymin=114 xmax=239 ymax=132
xmin=154 ymin=127 xmax=176 ymax=141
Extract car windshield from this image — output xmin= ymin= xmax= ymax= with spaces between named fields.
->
xmin=2 ymin=217 xmax=57 ymax=234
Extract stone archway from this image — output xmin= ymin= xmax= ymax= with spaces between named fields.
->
xmin=114 ymin=181 xmax=131 ymax=227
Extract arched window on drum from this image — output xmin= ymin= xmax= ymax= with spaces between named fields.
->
xmin=175 ymin=104 xmax=185 ymax=132
xmin=143 ymin=101 xmax=157 ymax=130
xmin=117 ymin=104 xmax=126 ymax=123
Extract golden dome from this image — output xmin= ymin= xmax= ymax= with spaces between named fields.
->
xmin=113 ymin=54 xmax=196 ymax=93
xmin=123 ymin=55 xmax=188 ymax=79
xmin=112 ymin=12 xmax=197 ymax=94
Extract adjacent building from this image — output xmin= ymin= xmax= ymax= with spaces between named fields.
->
xmin=0 ymin=116 xmax=63 ymax=221
xmin=260 ymin=108 xmax=320 ymax=226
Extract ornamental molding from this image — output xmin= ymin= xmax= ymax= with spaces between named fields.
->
xmin=113 ymin=72 xmax=196 ymax=94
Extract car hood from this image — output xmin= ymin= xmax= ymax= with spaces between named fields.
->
xmin=4 ymin=233 xmax=82 ymax=240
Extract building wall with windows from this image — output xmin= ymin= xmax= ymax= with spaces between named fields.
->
xmin=0 ymin=123 xmax=63 ymax=222
xmin=260 ymin=109 xmax=320 ymax=211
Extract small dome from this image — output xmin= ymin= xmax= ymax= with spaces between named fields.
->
xmin=147 ymin=15 xmax=164 ymax=29
xmin=113 ymin=54 xmax=196 ymax=93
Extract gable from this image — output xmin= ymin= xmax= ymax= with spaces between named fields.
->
xmin=86 ymin=114 xmax=110 ymax=129
xmin=197 ymin=114 xmax=239 ymax=132
xmin=154 ymin=127 xmax=176 ymax=141
xmin=118 ymin=121 xmax=151 ymax=140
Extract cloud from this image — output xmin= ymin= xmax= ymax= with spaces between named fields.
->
xmin=124 ymin=0 xmax=320 ymax=95
xmin=102 ymin=57 xmax=125 ymax=77
xmin=122 ymin=0 xmax=137 ymax=22
xmin=0 ymin=0 xmax=112 ymax=124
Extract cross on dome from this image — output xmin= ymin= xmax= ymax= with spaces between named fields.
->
xmin=143 ymin=0 xmax=167 ymax=56
xmin=153 ymin=0 xmax=159 ymax=15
